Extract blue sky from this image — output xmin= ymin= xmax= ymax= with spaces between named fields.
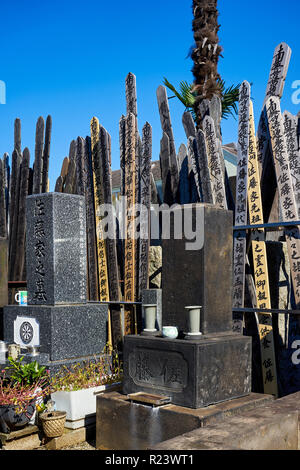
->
xmin=0 ymin=0 xmax=300 ymax=190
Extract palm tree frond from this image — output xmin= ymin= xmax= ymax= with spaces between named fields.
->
xmin=163 ymin=78 xmax=195 ymax=108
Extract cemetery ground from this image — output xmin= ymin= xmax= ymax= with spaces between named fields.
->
xmin=2 ymin=41 xmax=300 ymax=452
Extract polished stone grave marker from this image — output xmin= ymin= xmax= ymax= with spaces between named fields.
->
xmin=162 ymin=203 xmax=233 ymax=335
xmin=2 ymin=193 xmax=107 ymax=372
xmin=123 ymin=203 xmax=252 ymax=408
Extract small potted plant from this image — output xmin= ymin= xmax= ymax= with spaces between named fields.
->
xmin=49 ymin=345 xmax=123 ymax=429
xmin=0 ymin=366 xmax=50 ymax=434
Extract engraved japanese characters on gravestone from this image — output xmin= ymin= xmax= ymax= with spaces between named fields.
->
xmin=26 ymin=193 xmax=87 ymax=305
xmin=232 ymin=81 xmax=251 ymax=332
xmin=3 ymin=192 xmax=107 ymax=370
xmin=129 ymin=349 xmax=188 ymax=392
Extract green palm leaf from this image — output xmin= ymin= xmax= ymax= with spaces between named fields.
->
xmin=163 ymin=77 xmax=241 ymax=122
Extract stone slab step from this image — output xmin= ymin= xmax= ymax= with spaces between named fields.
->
xmin=152 ymin=396 xmax=299 ymax=450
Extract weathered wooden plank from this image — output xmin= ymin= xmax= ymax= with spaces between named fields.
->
xmin=0 ymin=238 xmax=8 ymax=307
xmin=199 ymin=95 xmax=225 ymax=178
xmin=177 ymin=143 xmax=190 ymax=205
xmin=41 ymin=115 xmax=52 ymax=193
xmin=3 ymin=153 xmax=9 ymax=224
xmin=156 ymin=85 xmax=179 ymax=202
xmin=90 ymin=117 xmax=110 ymax=303
xmin=138 ymin=122 xmax=152 ymax=299
xmin=126 ymin=75 xmax=140 ymax=304
xmin=84 ymin=136 xmax=99 ymax=302
xmin=159 ymin=132 xmax=173 ymax=206
xmin=195 ymin=129 xmax=214 ymax=204
xmin=14 ymin=118 xmax=22 ymax=157
xmin=9 ymin=148 xmax=20 ymax=250
xmin=248 ymin=100 xmax=278 ymax=397
xmin=13 ymin=147 xmax=30 ymax=281
xmin=75 ymin=136 xmax=85 ymax=196
xmin=99 ymin=126 xmax=120 ymax=301
xmin=54 ymin=175 xmax=64 ymax=192
xmin=0 ymin=159 xmax=6 ymax=238
xmin=203 ymin=115 xmax=227 ymax=209
xmin=182 ymin=111 xmax=196 ymax=139
xmin=257 ymin=42 xmax=292 ymax=177
xmin=8 ymin=149 xmax=22 ymax=279
xmin=266 ymin=96 xmax=300 ymax=308
xmin=119 ymin=115 xmax=126 ymax=199
xmin=69 ymin=139 xmax=77 ymax=162
xmin=134 ymin=135 xmax=141 ymax=301
xmin=32 ymin=116 xmax=45 ymax=194
xmin=282 ymin=111 xmax=300 ymax=216
xmin=232 ymin=81 xmax=251 ymax=332
xmin=99 ymin=126 xmax=121 ymax=349
xmin=187 ymin=136 xmax=202 ymax=202
xmin=64 ymin=158 xmax=76 ymax=194
xmin=264 ymin=42 xmax=292 ymax=105
xmin=125 ymin=72 xmax=137 ymax=118
xmin=124 ymin=113 xmax=136 ymax=334
xmin=151 ymin=171 xmax=160 ymax=205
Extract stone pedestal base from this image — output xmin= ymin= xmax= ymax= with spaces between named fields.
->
xmin=96 ymin=391 xmax=273 ymax=450
xmin=123 ymin=334 xmax=252 ymax=408
xmin=2 ymin=303 xmax=108 ymax=370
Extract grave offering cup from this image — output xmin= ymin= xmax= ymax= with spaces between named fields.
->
xmin=15 ymin=291 xmax=28 ymax=305
xmin=184 ymin=306 xmax=202 ymax=340
xmin=162 ymin=326 xmax=178 ymax=339
xmin=141 ymin=305 xmax=158 ymax=336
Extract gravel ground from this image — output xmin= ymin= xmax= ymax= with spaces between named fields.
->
xmin=35 ymin=438 xmax=97 ymax=450
xmin=59 ymin=439 xmax=96 ymax=450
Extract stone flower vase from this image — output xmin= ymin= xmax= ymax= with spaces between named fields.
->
xmin=184 ymin=306 xmax=202 ymax=339
xmin=142 ymin=304 xmax=158 ymax=336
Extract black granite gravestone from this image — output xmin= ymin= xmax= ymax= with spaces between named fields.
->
xmin=2 ymin=193 xmax=107 ymax=373
xmin=162 ymin=203 xmax=233 ymax=335
xmin=26 ymin=193 xmax=87 ymax=305
xmin=123 ymin=203 xmax=252 ymax=408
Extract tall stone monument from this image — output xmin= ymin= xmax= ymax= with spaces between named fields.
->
xmin=123 ymin=203 xmax=252 ymax=408
xmin=2 ymin=193 xmax=107 ymax=372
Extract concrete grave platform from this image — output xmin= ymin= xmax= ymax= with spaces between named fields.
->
xmin=95 ymin=391 xmax=274 ymax=450
xmin=152 ymin=393 xmax=300 ymax=450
